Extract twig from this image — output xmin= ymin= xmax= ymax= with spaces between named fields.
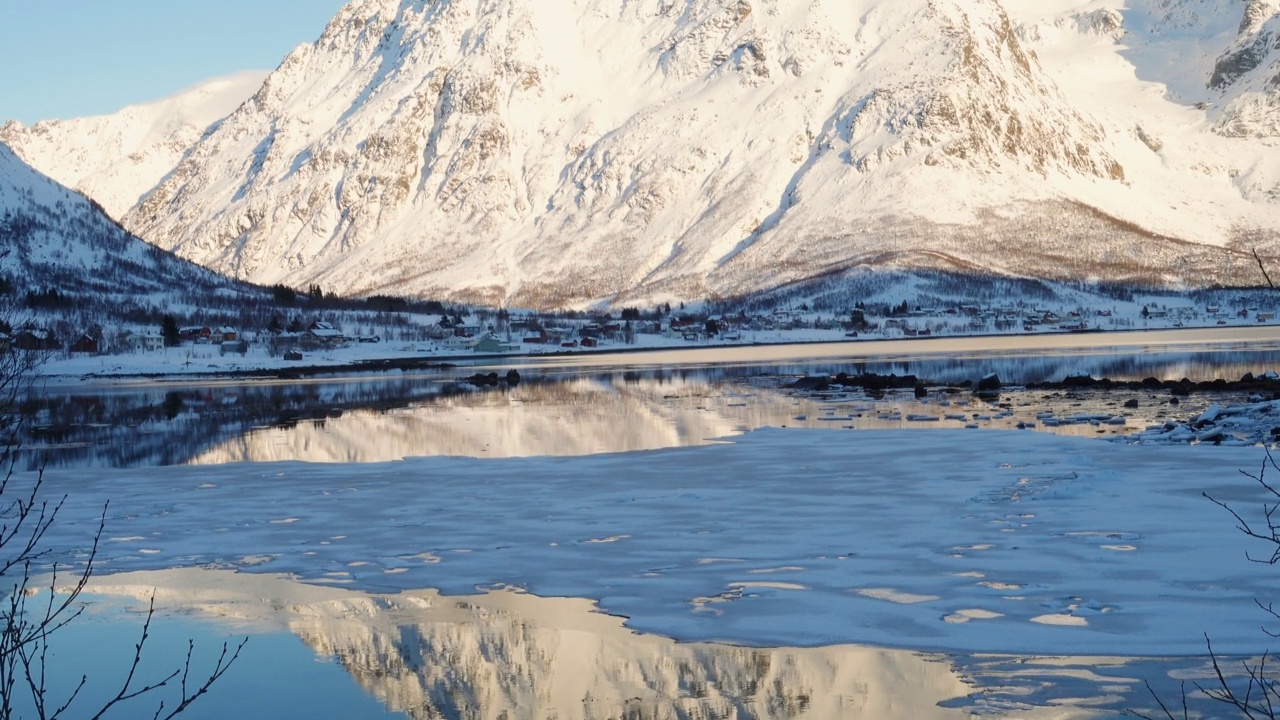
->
xmin=1255 ymin=248 xmax=1276 ymax=290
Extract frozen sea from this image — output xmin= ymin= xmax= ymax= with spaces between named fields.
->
xmin=14 ymin=328 xmax=1280 ymax=719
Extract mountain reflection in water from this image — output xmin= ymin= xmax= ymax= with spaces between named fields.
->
xmin=19 ymin=338 xmax=1280 ymax=470
xmin=77 ymin=569 xmax=1096 ymax=720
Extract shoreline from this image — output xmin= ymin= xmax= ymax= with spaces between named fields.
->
xmin=38 ymin=321 xmax=1280 ymax=387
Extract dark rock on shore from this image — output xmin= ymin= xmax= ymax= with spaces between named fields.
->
xmin=793 ymin=375 xmax=831 ymax=391
xmin=465 ymin=370 xmax=524 ymax=387
xmin=829 ymin=372 xmax=920 ymax=390
xmin=1028 ymin=372 xmax=1280 ymax=397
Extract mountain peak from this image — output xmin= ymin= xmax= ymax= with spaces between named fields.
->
xmin=0 ymin=72 xmax=267 ymax=219
xmin=11 ymin=0 xmax=1280 ymax=309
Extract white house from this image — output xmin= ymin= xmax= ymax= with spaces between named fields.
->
xmin=117 ymin=330 xmax=164 ymax=352
xmin=441 ymin=335 xmax=479 ymax=350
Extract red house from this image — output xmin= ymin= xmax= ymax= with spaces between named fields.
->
xmin=13 ymin=329 xmax=59 ymax=351
xmin=69 ymin=334 xmax=99 ymax=354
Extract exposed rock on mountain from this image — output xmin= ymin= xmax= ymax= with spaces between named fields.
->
xmin=1213 ymin=0 xmax=1280 ymax=87
xmin=12 ymin=0 xmax=1280 ymax=308
xmin=1210 ymin=0 xmax=1280 ymax=141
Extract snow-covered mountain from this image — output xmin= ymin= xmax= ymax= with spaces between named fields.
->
xmin=20 ymin=0 xmax=1280 ymax=308
xmin=0 ymin=142 xmax=259 ymax=314
xmin=0 ymin=72 xmax=266 ymax=220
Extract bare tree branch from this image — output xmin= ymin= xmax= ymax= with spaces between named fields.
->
xmin=1255 ymin=248 xmax=1277 ymax=290
xmin=0 ymin=297 xmax=244 ymax=719
xmin=1125 ymin=678 xmax=1188 ymax=719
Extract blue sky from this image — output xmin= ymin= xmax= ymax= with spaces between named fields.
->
xmin=0 ymin=0 xmax=350 ymax=125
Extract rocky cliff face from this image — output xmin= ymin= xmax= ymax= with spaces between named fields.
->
xmin=1210 ymin=0 xmax=1280 ymax=146
xmin=17 ymin=0 xmax=1280 ymax=308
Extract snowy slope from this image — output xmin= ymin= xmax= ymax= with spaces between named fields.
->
xmin=0 ymin=72 xmax=266 ymax=220
xmin=0 ymin=142 xmax=258 ymax=308
xmin=38 ymin=0 xmax=1280 ymax=308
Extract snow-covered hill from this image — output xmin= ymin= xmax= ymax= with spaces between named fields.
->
xmin=0 ymin=142 xmax=260 ymax=315
xmin=0 ymin=72 xmax=266 ymax=220
xmin=19 ymin=0 xmax=1280 ymax=308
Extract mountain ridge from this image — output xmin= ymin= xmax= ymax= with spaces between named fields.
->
xmin=0 ymin=72 xmax=267 ymax=220
xmin=10 ymin=0 xmax=1280 ymax=309
xmin=0 ymin=141 xmax=263 ymax=323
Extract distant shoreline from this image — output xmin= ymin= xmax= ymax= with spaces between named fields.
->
xmin=41 ymin=322 xmax=1280 ymax=388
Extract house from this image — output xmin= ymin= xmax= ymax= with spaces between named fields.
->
xmin=216 ymin=326 xmax=238 ymax=342
xmin=579 ymin=322 xmax=622 ymax=341
xmin=179 ymin=326 xmax=212 ymax=344
xmin=116 ymin=330 xmax=163 ymax=352
xmin=473 ymin=334 xmax=519 ymax=353
xmin=304 ymin=321 xmax=345 ymax=349
xmin=270 ymin=331 xmax=304 ymax=351
xmin=510 ymin=319 xmax=543 ymax=334
xmin=69 ymin=334 xmax=99 ymax=354
xmin=442 ymin=335 xmax=478 ymax=350
xmin=13 ymin=329 xmax=60 ymax=351
xmin=220 ymin=340 xmax=249 ymax=356
xmin=425 ymin=324 xmax=454 ymax=340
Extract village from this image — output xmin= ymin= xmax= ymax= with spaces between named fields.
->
xmin=3 ymin=292 xmax=1277 ymax=373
